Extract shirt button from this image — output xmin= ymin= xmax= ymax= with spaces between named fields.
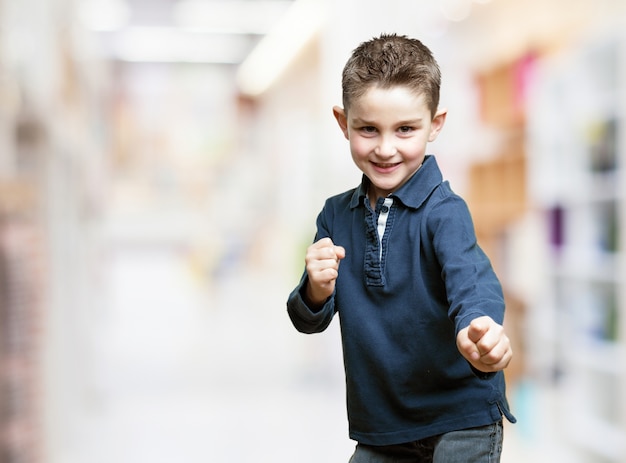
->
xmin=381 ymin=206 xmax=389 ymax=213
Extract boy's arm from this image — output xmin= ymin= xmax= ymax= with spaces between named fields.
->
xmin=287 ymin=238 xmax=345 ymax=334
xmin=287 ymin=274 xmax=335 ymax=334
xmin=427 ymin=193 xmax=511 ymax=373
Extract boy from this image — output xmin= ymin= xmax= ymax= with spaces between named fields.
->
xmin=287 ymin=34 xmax=515 ymax=462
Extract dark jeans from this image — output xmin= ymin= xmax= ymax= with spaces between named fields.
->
xmin=349 ymin=421 xmax=503 ymax=463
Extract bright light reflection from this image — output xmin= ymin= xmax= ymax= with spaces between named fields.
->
xmin=236 ymin=0 xmax=327 ymax=97
xmin=174 ymin=0 xmax=293 ymax=34
xmin=110 ymin=27 xmax=253 ymax=63
xmin=77 ymin=0 xmax=131 ymax=31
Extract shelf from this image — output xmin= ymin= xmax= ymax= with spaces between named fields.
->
xmin=566 ymin=341 xmax=624 ymax=375
xmin=526 ymin=28 xmax=626 ymax=463
xmin=550 ymin=252 xmax=619 ymax=283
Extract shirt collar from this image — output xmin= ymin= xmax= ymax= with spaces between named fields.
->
xmin=349 ymin=155 xmax=443 ymax=210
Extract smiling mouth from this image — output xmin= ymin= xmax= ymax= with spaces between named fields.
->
xmin=372 ymin=162 xmax=400 ymax=169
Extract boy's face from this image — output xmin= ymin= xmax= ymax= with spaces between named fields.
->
xmin=333 ymin=85 xmax=446 ymax=200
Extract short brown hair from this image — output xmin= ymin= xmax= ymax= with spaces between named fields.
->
xmin=341 ymin=34 xmax=441 ymax=118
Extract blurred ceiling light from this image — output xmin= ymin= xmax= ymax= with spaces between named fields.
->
xmin=236 ymin=0 xmax=327 ymax=97
xmin=77 ymin=0 xmax=131 ymax=31
xmin=440 ymin=0 xmax=473 ymax=22
xmin=108 ymin=27 xmax=254 ymax=63
xmin=174 ymin=0 xmax=293 ymax=34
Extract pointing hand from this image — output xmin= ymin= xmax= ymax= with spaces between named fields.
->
xmin=456 ymin=316 xmax=512 ymax=373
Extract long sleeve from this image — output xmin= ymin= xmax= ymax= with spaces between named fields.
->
xmin=286 ymin=208 xmax=337 ymax=334
xmin=425 ymin=189 xmax=505 ymax=334
xmin=286 ymin=274 xmax=336 ymax=334
xmin=284 ymin=158 xmax=515 ymax=446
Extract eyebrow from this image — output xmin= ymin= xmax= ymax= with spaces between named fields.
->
xmin=351 ymin=117 xmax=424 ymax=126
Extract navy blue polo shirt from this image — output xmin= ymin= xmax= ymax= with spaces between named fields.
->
xmin=287 ymin=155 xmax=515 ymax=446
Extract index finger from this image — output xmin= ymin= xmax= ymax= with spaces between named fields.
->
xmin=468 ymin=318 xmax=490 ymax=344
xmin=313 ymin=237 xmax=334 ymax=248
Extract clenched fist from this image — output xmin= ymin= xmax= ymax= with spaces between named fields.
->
xmin=456 ymin=316 xmax=512 ymax=373
xmin=304 ymin=237 xmax=346 ymax=308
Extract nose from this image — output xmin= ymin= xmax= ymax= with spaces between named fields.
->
xmin=374 ymin=135 xmax=396 ymax=157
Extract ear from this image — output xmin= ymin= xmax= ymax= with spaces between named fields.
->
xmin=333 ymin=106 xmax=350 ymax=140
xmin=428 ymin=108 xmax=447 ymax=142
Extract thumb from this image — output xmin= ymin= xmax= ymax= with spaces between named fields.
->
xmin=334 ymin=245 xmax=346 ymax=260
xmin=468 ymin=318 xmax=488 ymax=344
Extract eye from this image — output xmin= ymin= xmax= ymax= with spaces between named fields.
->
xmin=359 ymin=126 xmax=378 ymax=135
xmin=398 ymin=126 xmax=414 ymax=134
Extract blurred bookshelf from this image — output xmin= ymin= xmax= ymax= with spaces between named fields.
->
xmin=526 ymin=28 xmax=626 ymax=462
xmin=0 ymin=0 xmax=112 ymax=460
xmin=0 ymin=183 xmax=43 ymax=463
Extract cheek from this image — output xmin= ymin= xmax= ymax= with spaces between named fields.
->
xmin=405 ymin=138 xmax=428 ymax=156
xmin=349 ymin=137 xmax=372 ymax=157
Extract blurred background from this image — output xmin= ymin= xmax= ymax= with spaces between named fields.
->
xmin=0 ymin=0 xmax=625 ymax=461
